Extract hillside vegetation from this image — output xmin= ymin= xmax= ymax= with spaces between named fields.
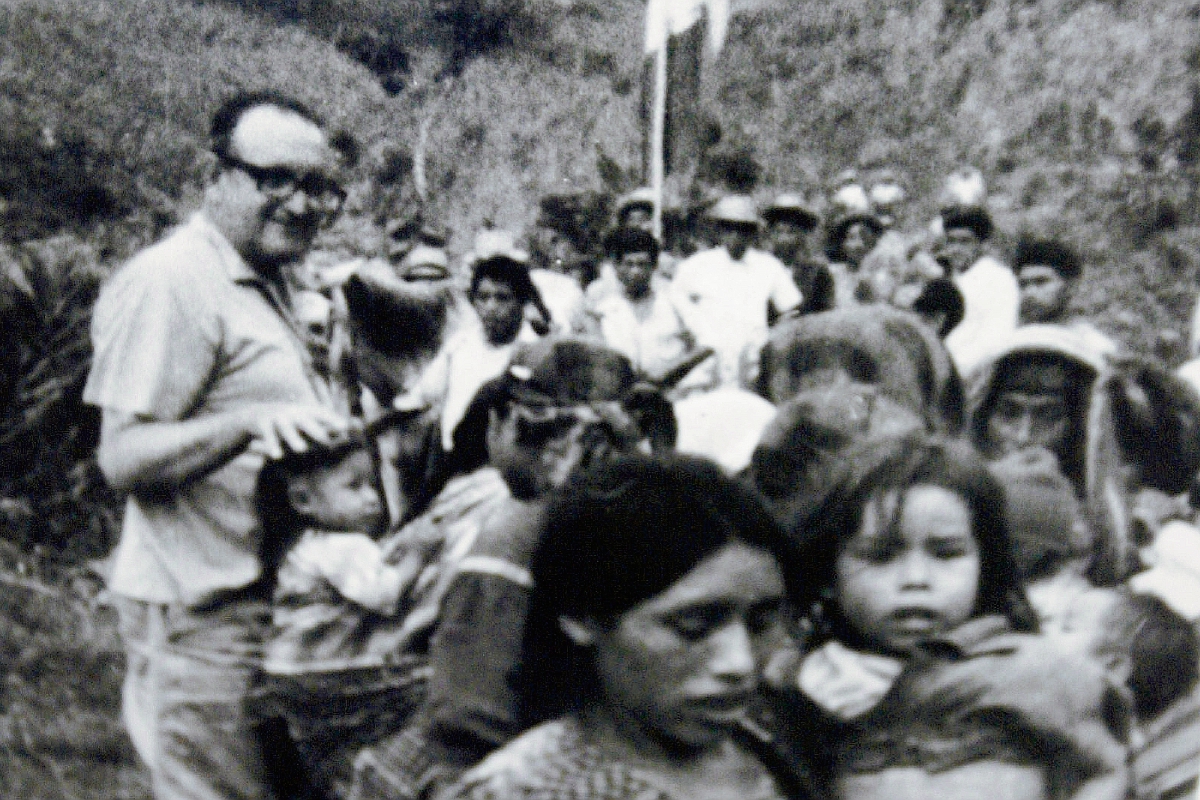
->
xmin=3 ymin=1 xmax=1200 ymax=794
xmin=6 ymin=0 xmax=1200 ymax=333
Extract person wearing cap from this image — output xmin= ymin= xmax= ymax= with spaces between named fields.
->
xmin=824 ymin=206 xmax=885 ymax=306
xmin=613 ymin=187 xmax=656 ymax=234
xmin=399 ymin=245 xmax=541 ymax=452
xmin=859 ymin=174 xmax=945 ymax=310
xmin=764 ymin=192 xmax=835 ymax=315
xmin=868 ymin=175 xmax=907 ymax=230
xmin=937 ymin=204 xmax=1020 ymax=375
xmin=669 ymin=194 xmax=802 ymax=390
xmin=350 ymin=338 xmax=667 ymax=800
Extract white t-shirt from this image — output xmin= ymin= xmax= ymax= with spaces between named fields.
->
xmin=670 ymin=246 xmax=801 ymax=388
xmin=530 ymin=269 xmax=585 ymax=335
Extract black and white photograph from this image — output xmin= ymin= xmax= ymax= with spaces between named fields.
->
xmin=2 ymin=0 xmax=1199 ymax=798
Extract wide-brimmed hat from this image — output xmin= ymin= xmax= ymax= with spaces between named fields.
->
xmin=614 ymin=187 xmax=656 ymax=219
xmin=939 ymin=166 xmax=987 ymax=209
xmin=763 ymin=192 xmax=820 ymax=229
xmin=829 ymin=182 xmax=872 ymax=217
xmin=706 ymin=195 xmax=760 ymax=227
xmin=465 ymin=229 xmax=530 ymax=268
xmin=396 ymin=244 xmax=451 ymax=281
xmin=869 ymin=180 xmax=907 ymax=208
xmin=869 ymin=178 xmax=907 ymax=227
xmin=825 ymin=209 xmax=885 ymax=262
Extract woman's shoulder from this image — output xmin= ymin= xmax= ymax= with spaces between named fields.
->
xmin=443 ymin=718 xmax=670 ymax=800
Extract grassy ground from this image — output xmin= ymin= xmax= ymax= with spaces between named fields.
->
xmin=0 ymin=543 xmax=148 ymax=800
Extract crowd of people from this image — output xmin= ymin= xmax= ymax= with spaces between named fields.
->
xmin=83 ymin=91 xmax=1200 ymax=800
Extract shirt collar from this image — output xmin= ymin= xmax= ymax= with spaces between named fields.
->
xmin=186 ymin=212 xmax=263 ymax=285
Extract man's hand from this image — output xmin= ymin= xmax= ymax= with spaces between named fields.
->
xmin=97 ymin=403 xmax=353 ymax=494
xmin=248 ymin=403 xmax=355 ymax=459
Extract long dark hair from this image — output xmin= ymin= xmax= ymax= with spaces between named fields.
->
xmin=520 ymin=453 xmax=796 ymax=724
xmin=791 ymin=435 xmax=1038 ymax=647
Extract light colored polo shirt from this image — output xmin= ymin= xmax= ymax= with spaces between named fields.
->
xmin=670 ymin=246 xmax=802 ymax=388
xmin=84 ymin=213 xmax=329 ymax=607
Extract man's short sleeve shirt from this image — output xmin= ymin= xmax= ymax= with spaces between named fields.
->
xmin=670 ymin=247 xmax=801 ymax=387
xmin=84 ymin=213 xmax=327 ymax=606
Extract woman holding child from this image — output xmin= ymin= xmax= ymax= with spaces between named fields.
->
xmin=754 ymin=434 xmax=1130 ymax=800
xmin=439 ymin=453 xmax=813 ymax=800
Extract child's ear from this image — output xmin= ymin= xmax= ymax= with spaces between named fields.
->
xmin=286 ymin=481 xmax=315 ymax=517
xmin=558 ymin=616 xmax=600 ymax=647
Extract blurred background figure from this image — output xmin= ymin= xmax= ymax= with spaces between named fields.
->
xmin=763 ymin=191 xmax=833 ymax=315
xmin=823 ymin=182 xmax=884 ymax=307
xmin=670 ymin=194 xmax=800 ymax=390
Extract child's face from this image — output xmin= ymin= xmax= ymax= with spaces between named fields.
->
xmin=288 ymin=449 xmax=384 ymax=532
xmin=835 ymin=484 xmax=981 ymax=655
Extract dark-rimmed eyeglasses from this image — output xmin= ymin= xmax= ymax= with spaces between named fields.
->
xmin=219 ymin=153 xmax=346 ymax=214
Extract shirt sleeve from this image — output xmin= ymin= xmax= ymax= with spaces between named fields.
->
xmin=84 ymin=254 xmax=220 ymax=419
xmin=768 ymin=260 xmax=803 ymax=316
xmin=306 ymin=533 xmax=412 ymax=613
xmin=425 ymin=571 xmax=532 ymax=760
xmin=424 ymin=499 xmax=544 ymax=761
xmin=668 ymin=258 xmax=710 ymax=338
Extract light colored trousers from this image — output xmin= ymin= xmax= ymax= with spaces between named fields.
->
xmin=115 ymin=595 xmax=276 ymax=800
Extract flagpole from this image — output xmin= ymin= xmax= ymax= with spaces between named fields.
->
xmin=650 ymin=26 xmax=667 ymax=241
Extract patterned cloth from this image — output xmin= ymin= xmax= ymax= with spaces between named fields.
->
xmin=264 ymin=468 xmax=513 ymax=797
xmin=761 ymin=616 xmax=1130 ymax=800
xmin=258 ymin=659 xmax=430 ymax=798
xmin=442 ymin=718 xmax=789 ymax=800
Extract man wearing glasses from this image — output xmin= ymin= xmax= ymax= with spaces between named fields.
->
xmin=84 ymin=92 xmax=357 ymax=800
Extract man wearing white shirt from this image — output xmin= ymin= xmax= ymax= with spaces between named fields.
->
xmin=402 ymin=250 xmax=540 ymax=450
xmin=670 ymin=195 xmax=801 ymax=389
xmin=938 ymin=204 xmax=1019 ymax=375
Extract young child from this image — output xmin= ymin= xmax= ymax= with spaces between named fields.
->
xmin=1039 ymin=585 xmax=1200 ymax=800
xmin=761 ymin=434 xmax=1130 ymax=800
xmin=257 ymin=429 xmax=441 ymax=797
